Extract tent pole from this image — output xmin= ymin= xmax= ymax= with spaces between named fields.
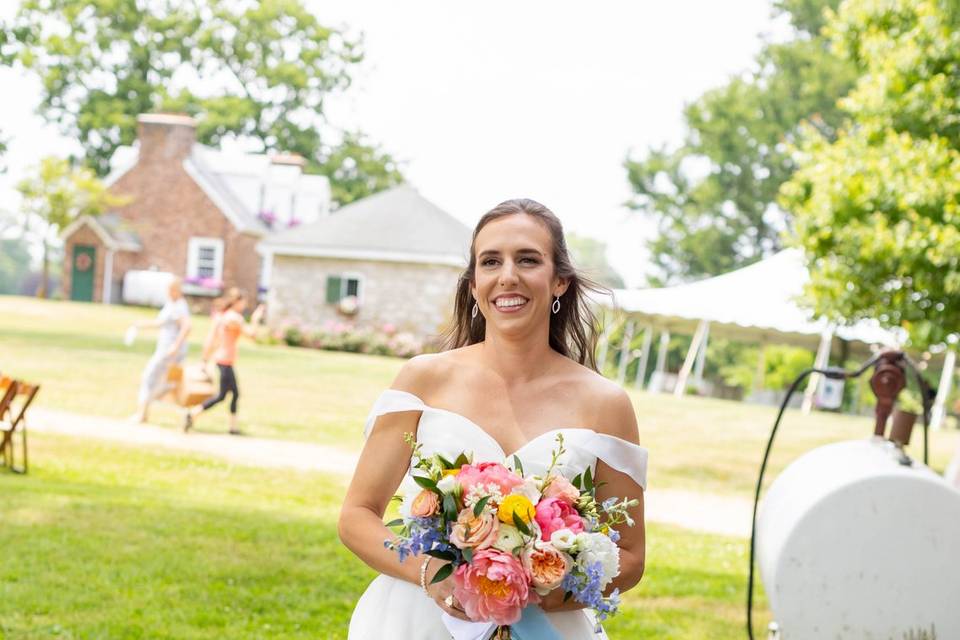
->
xmin=674 ymin=320 xmax=708 ymax=398
xmin=931 ymin=349 xmax=956 ymax=431
xmin=693 ymin=321 xmax=710 ymax=388
xmin=616 ymin=321 xmax=636 ymax=385
xmin=802 ymin=328 xmax=834 ymax=414
xmin=634 ymin=326 xmax=653 ymax=390
xmin=754 ymin=341 xmax=767 ymax=394
xmin=649 ymin=330 xmax=670 ymax=393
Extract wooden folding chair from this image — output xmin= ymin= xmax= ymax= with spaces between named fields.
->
xmin=0 ymin=380 xmax=40 ymax=474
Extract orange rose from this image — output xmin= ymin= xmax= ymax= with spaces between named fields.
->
xmin=410 ymin=489 xmax=440 ymax=518
xmin=523 ymin=542 xmax=572 ymax=593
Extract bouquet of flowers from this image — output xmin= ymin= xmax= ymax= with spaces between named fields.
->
xmin=385 ymin=433 xmax=639 ymax=635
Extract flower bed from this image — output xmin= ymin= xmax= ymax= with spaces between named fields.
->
xmin=263 ymin=319 xmax=430 ymax=358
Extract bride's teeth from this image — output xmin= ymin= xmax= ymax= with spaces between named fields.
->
xmin=496 ymin=297 xmax=527 ymax=308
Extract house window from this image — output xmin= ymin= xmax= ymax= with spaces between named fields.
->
xmin=186 ymin=237 xmax=224 ymax=286
xmin=326 ymin=273 xmax=362 ymax=303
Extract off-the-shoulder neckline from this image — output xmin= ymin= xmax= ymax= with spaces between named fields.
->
xmin=380 ymin=388 xmax=607 ymax=459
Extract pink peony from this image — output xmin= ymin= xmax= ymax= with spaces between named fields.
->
xmin=523 ymin=542 xmax=573 ymax=593
xmin=535 ymin=497 xmax=585 ymax=542
xmin=453 ymin=549 xmax=539 ymax=625
xmin=456 ymin=462 xmax=524 ymax=497
xmin=450 ymin=508 xmax=500 ymax=550
xmin=409 ymin=489 xmax=439 ymax=518
xmin=542 ymin=475 xmax=580 ymax=506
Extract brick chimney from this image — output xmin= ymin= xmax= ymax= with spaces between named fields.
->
xmin=137 ymin=113 xmax=197 ymax=162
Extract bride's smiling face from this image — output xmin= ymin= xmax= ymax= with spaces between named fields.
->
xmin=470 ymin=213 xmax=568 ymax=334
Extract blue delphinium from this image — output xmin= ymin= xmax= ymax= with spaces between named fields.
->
xmin=561 ymin=561 xmax=621 ymax=634
xmin=387 ymin=516 xmax=449 ymax=563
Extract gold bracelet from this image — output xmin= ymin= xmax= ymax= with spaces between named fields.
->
xmin=419 ymin=556 xmax=432 ymax=593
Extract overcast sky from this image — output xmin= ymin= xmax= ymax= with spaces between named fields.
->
xmin=0 ymin=1 xmax=786 ymax=287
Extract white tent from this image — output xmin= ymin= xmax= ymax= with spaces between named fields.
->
xmin=607 ymin=249 xmax=898 ymax=351
xmin=594 ymin=250 xmax=958 ymax=428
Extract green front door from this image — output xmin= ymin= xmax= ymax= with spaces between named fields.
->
xmin=71 ymin=245 xmax=96 ymax=302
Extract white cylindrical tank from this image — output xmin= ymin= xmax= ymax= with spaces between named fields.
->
xmin=757 ymin=438 xmax=960 ymax=639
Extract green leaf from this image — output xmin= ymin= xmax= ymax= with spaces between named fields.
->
xmin=513 ymin=455 xmax=524 ymax=476
xmin=473 ymin=495 xmax=491 ymax=517
xmin=430 ymin=562 xmax=454 ymax=585
xmin=571 ymin=473 xmax=583 ymax=490
xmin=453 ymin=452 xmax=470 ymax=468
xmin=435 ymin=453 xmax=454 ymax=469
xmin=443 ymin=494 xmax=458 ymax=521
xmin=425 ymin=549 xmax=456 ymax=562
xmin=512 ymin=511 xmax=531 ymax=537
xmin=563 ymin=590 xmax=573 ymax=603
xmin=384 ymin=518 xmax=403 ymax=528
xmin=413 ymin=475 xmax=437 ymax=491
xmin=583 ymin=466 xmax=594 ymax=492
xmin=462 ymin=547 xmax=474 ymax=563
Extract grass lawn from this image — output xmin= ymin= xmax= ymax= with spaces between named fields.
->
xmin=0 ymin=434 xmax=765 ymax=639
xmin=2 ymin=295 xmax=956 ymax=497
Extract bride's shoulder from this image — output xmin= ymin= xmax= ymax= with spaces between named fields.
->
xmin=562 ymin=362 xmax=638 ymax=442
xmin=391 ymin=348 xmax=472 ymax=398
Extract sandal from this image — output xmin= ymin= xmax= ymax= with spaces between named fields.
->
xmin=182 ymin=411 xmax=193 ymax=433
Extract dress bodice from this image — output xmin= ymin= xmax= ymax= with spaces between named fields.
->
xmin=364 ymin=389 xmax=648 ymax=490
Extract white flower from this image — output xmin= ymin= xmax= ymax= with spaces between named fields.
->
xmin=550 ymin=528 xmax=579 ymax=553
xmin=464 ymin=482 xmax=504 ymax=510
xmin=510 ymin=477 xmax=542 ymax=505
xmin=436 ymin=474 xmax=459 ymax=495
xmin=575 ymin=532 xmax=621 ymax=589
xmin=492 ymin=524 xmax=526 ymax=553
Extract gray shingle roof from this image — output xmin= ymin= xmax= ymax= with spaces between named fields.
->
xmin=260 ymin=184 xmax=471 ymax=266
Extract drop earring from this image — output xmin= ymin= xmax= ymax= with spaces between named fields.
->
xmin=472 ymin=302 xmax=479 ymax=319
xmin=552 ymin=296 xmax=561 ymax=314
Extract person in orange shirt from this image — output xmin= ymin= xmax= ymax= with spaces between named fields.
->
xmin=183 ymin=289 xmax=264 ymax=435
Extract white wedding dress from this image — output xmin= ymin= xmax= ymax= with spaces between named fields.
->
xmin=348 ymin=390 xmax=649 ymax=640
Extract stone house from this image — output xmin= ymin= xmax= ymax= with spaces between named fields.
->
xmin=60 ymin=113 xmax=330 ymax=304
xmin=258 ymin=185 xmax=471 ymax=339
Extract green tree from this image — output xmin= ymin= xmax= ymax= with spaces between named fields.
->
xmin=781 ymin=0 xmax=960 ymax=348
xmin=3 ymin=0 xmax=403 ymax=206
xmin=317 ymin=131 xmax=405 ymax=208
xmin=0 ymin=237 xmax=32 ymax=295
xmin=566 ymin=233 xmax=625 ymax=289
xmin=16 ymin=157 xmax=126 ymax=298
xmin=624 ymin=0 xmax=856 ymax=285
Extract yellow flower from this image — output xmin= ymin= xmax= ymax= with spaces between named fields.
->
xmin=442 ymin=468 xmax=461 ymax=477
xmin=498 ymin=494 xmax=536 ymax=524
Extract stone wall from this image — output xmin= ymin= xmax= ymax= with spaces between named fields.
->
xmin=268 ymin=255 xmax=463 ymax=339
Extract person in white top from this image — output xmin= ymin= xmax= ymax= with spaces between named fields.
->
xmin=130 ymin=277 xmax=191 ymax=424
xmin=339 ymin=199 xmax=647 ymax=639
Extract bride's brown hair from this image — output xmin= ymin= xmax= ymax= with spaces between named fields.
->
xmin=441 ymin=198 xmax=609 ymax=371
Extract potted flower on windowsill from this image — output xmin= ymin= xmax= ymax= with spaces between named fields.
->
xmin=338 ymin=295 xmax=360 ymax=316
xmin=183 ymin=276 xmax=224 ymax=297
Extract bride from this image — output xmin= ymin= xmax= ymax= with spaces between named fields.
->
xmin=339 ymin=198 xmax=647 ymax=639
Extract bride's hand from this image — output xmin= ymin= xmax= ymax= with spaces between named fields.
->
xmin=425 ymin=562 xmax=472 ymax=621
xmin=538 ymin=587 xmax=586 ymax=612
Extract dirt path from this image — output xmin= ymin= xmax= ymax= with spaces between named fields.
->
xmin=29 ymin=407 xmax=753 ymax=537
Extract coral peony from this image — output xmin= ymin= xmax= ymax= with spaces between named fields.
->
xmin=542 ymin=475 xmax=580 ymax=506
xmin=409 ymin=489 xmax=440 ymax=518
xmin=457 ymin=462 xmax=524 ymax=497
xmin=450 ymin=508 xmax=500 ymax=550
xmin=534 ymin=497 xmax=584 ymax=542
xmin=453 ymin=549 xmax=539 ymax=625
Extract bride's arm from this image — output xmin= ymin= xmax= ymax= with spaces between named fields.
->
xmin=541 ymin=385 xmax=646 ymax=612
xmin=338 ymin=357 xmax=471 ymax=620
